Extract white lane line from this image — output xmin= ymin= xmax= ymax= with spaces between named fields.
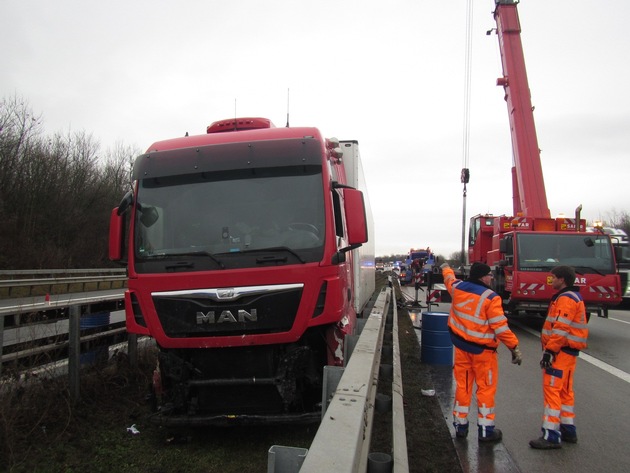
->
xmin=608 ymin=316 xmax=630 ymax=325
xmin=513 ymin=321 xmax=630 ymax=385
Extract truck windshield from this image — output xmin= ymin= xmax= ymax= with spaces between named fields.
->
xmin=133 ymin=165 xmax=325 ymax=270
xmin=516 ymin=233 xmax=616 ymax=274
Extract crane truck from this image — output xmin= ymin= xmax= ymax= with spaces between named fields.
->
xmin=468 ymin=0 xmax=622 ymax=317
xmin=109 ymin=117 xmax=375 ymax=426
xmin=587 ymin=225 xmax=630 ymax=308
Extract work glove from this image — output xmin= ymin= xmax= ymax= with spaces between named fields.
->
xmin=540 ymin=350 xmax=555 ymax=369
xmin=440 ymin=263 xmax=450 ymax=270
xmin=510 ymin=345 xmax=522 ymax=365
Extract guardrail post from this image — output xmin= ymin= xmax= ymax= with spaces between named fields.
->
xmin=0 ymin=314 xmax=4 ymax=378
xmin=68 ymin=305 xmax=81 ymax=401
xmin=267 ymin=445 xmax=308 ymax=473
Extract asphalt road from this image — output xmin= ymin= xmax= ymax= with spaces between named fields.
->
xmin=402 ymin=285 xmax=630 ymax=473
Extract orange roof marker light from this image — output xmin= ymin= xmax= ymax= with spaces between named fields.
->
xmin=207 ymin=117 xmax=274 ymax=134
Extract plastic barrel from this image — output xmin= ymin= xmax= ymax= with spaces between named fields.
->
xmin=80 ymin=312 xmax=110 ymax=329
xmin=421 ymin=312 xmax=453 ymax=365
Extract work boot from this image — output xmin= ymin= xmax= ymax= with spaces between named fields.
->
xmin=478 ymin=428 xmax=502 ymax=443
xmin=455 ymin=425 xmax=469 ymax=439
xmin=560 ymin=425 xmax=578 ymax=444
xmin=529 ymin=437 xmax=561 ymax=449
xmin=453 ymin=421 xmax=469 ymax=439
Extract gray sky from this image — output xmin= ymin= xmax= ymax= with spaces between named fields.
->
xmin=3 ymin=0 xmax=629 ymax=258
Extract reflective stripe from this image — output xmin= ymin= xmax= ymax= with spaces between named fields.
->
xmin=455 ymin=297 xmax=476 ymax=310
xmin=453 ymin=403 xmax=469 ymax=415
xmin=544 ymin=406 xmax=561 ymax=417
xmin=479 ymin=405 xmax=495 ymax=417
xmin=561 ymin=404 xmax=575 ymax=414
xmin=494 ymin=325 xmax=510 ymax=335
xmin=475 ymin=289 xmax=494 ymax=318
xmin=560 ymin=416 xmax=575 ymax=425
xmin=478 ymin=418 xmax=495 ymax=427
xmin=557 ymin=315 xmax=573 ymax=324
xmin=543 ymin=419 xmax=560 ymax=430
xmin=450 ymin=317 xmax=497 ymax=340
xmin=453 ymin=307 xmax=490 ymax=326
xmin=488 ymin=314 xmax=508 ymax=325
xmin=570 ymin=321 xmax=589 ymax=330
xmin=567 ymin=334 xmax=588 ymax=344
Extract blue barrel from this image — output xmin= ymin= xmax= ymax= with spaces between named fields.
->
xmin=80 ymin=312 xmax=110 ymax=329
xmin=421 ymin=312 xmax=453 ymax=365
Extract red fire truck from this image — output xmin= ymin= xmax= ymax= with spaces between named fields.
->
xmin=468 ymin=1 xmax=621 ymax=317
xmin=109 ymin=117 xmax=374 ymax=425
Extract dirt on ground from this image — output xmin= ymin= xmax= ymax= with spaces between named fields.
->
xmin=395 ymin=296 xmax=462 ymax=473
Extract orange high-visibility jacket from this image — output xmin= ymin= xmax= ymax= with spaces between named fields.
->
xmin=443 ymin=267 xmax=519 ymax=351
xmin=541 ymin=289 xmax=588 ymax=354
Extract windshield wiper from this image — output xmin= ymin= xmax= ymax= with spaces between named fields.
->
xmin=574 ymin=266 xmax=604 ymax=276
xmin=165 ymin=251 xmax=226 ymax=269
xmin=165 ymin=261 xmax=194 ymax=272
xmin=238 ymin=247 xmax=306 ymax=264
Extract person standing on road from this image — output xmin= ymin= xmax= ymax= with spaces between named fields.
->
xmin=441 ymin=262 xmax=522 ymax=443
xmin=530 ymin=265 xmax=588 ymax=450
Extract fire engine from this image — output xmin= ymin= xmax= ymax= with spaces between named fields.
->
xmin=468 ymin=1 xmax=622 ymax=317
xmin=109 ymin=117 xmax=374 ymax=425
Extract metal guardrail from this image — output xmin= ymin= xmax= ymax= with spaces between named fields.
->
xmin=0 ymin=268 xmax=127 ymax=299
xmin=0 ymin=274 xmax=128 ymax=398
xmin=269 ymin=285 xmax=408 ymax=473
xmin=0 ymin=268 xmax=126 ymax=278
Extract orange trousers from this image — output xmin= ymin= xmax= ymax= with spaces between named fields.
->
xmin=452 ymin=346 xmax=498 ymax=431
xmin=541 ymin=350 xmax=577 ymax=441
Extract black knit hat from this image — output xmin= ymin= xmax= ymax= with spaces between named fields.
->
xmin=470 ymin=263 xmax=492 ymax=280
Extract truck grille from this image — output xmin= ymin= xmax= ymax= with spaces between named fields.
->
xmin=152 ymin=284 xmax=303 ymax=337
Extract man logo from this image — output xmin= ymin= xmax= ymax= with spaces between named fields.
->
xmin=217 ymin=289 xmax=236 ymax=299
xmin=196 ymin=309 xmax=257 ymax=324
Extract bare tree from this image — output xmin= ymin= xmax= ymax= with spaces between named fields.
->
xmin=604 ymin=210 xmax=630 ymax=236
xmin=0 ymin=96 xmax=138 ymax=269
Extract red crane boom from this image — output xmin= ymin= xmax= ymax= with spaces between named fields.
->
xmin=494 ymin=0 xmax=550 ymax=219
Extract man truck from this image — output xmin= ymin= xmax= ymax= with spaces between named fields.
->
xmin=109 ymin=117 xmax=374 ymax=425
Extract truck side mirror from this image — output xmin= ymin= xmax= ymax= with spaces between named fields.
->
xmin=499 ymin=237 xmax=513 ymax=255
xmin=615 ymin=245 xmax=623 ymax=262
xmin=109 ymin=207 xmax=124 ymax=262
xmin=342 ymin=188 xmax=368 ymax=245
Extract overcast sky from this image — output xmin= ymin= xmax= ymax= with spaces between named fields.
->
xmin=3 ymin=0 xmax=629 ymax=258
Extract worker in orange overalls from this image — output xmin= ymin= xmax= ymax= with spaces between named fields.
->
xmin=530 ymin=265 xmax=588 ymax=449
xmin=441 ymin=262 xmax=522 ymax=442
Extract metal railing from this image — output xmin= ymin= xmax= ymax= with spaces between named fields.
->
xmin=0 ymin=272 xmax=128 ymax=395
xmin=269 ymin=285 xmax=409 ymax=473
xmin=0 ymin=268 xmax=127 ymax=299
